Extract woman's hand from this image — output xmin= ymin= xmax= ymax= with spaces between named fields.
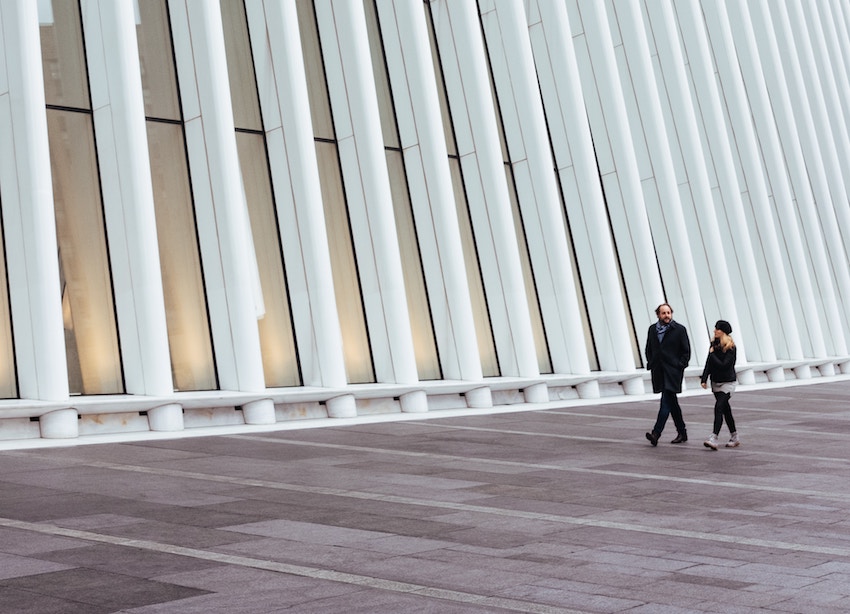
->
xmin=700 ymin=382 xmax=707 ymax=389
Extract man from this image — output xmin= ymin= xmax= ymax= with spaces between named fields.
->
xmin=645 ymin=303 xmax=691 ymax=446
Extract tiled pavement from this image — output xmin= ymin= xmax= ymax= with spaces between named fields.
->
xmin=1 ymin=379 xmax=849 ymax=613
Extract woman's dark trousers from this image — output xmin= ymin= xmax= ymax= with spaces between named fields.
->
xmin=712 ymin=391 xmax=736 ymax=434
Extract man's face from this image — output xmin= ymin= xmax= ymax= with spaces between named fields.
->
xmin=657 ymin=305 xmax=673 ymax=324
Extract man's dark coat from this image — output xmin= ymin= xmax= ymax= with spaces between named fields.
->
xmin=645 ymin=320 xmax=691 ymax=393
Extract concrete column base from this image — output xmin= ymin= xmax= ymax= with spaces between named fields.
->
xmin=147 ymin=403 xmax=184 ymax=431
xmin=736 ymin=369 xmax=756 ymax=385
xmin=767 ymin=367 xmax=785 ymax=382
xmin=399 ymin=390 xmax=428 ymax=413
xmin=242 ymin=398 xmax=276 ymax=424
xmin=326 ymin=394 xmax=357 ymax=418
xmin=818 ymin=362 xmax=835 ymax=377
xmin=464 ymin=386 xmax=492 ymax=408
xmin=523 ymin=382 xmax=549 ymax=404
xmin=622 ymin=377 xmax=646 ymax=395
xmin=40 ymin=409 xmax=78 ymax=439
xmin=793 ymin=365 xmax=811 ymax=380
xmin=576 ymin=380 xmax=600 ymax=399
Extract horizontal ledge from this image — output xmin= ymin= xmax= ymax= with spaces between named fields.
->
xmin=0 ymin=357 xmax=848 ymax=421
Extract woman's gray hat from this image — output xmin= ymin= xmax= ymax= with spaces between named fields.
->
xmin=715 ymin=320 xmax=732 ymax=335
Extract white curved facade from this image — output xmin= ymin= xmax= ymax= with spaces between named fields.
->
xmin=0 ymin=0 xmax=848 ymax=442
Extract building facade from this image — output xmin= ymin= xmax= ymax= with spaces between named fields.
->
xmin=0 ymin=0 xmax=848 ymax=441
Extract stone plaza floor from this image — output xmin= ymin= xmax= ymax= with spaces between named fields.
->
xmin=0 ymin=378 xmax=849 ymax=613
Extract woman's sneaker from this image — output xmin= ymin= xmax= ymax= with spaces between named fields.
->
xmin=704 ymin=434 xmax=719 ymax=450
xmin=725 ymin=432 xmax=740 ymax=448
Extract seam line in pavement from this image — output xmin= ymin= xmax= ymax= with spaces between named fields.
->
xmin=408 ymin=421 xmax=850 ymax=463
xmin=0 ymin=516 xmax=581 ymax=614
xmin=231 ymin=435 xmax=850 ymax=502
xmin=16 ymin=452 xmax=850 ymax=559
xmin=539 ymin=407 xmax=850 ymax=427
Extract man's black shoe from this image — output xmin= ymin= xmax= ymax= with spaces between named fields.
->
xmin=670 ymin=433 xmax=688 ymax=444
xmin=645 ymin=431 xmax=659 ymax=447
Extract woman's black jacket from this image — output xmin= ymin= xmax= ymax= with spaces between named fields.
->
xmin=700 ymin=341 xmax=737 ymax=384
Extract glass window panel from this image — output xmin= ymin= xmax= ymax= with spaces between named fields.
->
xmin=490 ymin=75 xmax=510 ymax=163
xmin=559 ymin=200 xmax=599 ymax=370
xmin=0 ymin=223 xmax=17 ymax=398
xmin=296 ymin=0 xmax=335 ymax=140
xmin=39 ymin=0 xmax=89 ymax=109
xmin=136 ymin=0 xmax=181 ymax=120
xmin=424 ymin=4 xmax=457 ymax=157
xmin=425 ymin=4 xmax=497 ymax=375
xmin=315 ymin=142 xmax=374 ymax=383
xmin=47 ymin=110 xmax=124 ymax=394
xmin=220 ymin=0 xmax=262 ymax=131
xmin=506 ymin=167 xmax=552 ymax=374
xmin=386 ymin=152 xmax=441 ymax=380
xmin=450 ymin=161 xmax=499 ymax=376
xmin=146 ymin=121 xmax=217 ymax=391
xmin=477 ymin=11 xmax=550 ymax=372
xmin=363 ymin=0 xmax=400 ymax=148
xmin=236 ymin=133 xmax=301 ymax=387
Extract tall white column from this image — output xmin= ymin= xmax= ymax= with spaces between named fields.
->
xmin=530 ymin=0 xmax=636 ymax=375
xmin=81 ymin=0 xmax=176 ymax=400
xmin=0 ymin=0 xmax=70 ymax=404
xmin=375 ymin=0 xmax=483 ymax=383
xmin=814 ymin=0 xmax=850 ymax=136
xmin=430 ymin=0 xmax=540 ymax=378
xmin=789 ymin=0 xmax=850 ymax=249
xmin=740 ymin=0 xmax=846 ymax=357
xmin=674 ymin=0 xmax=776 ymax=363
xmin=575 ymin=0 xmax=665 ymax=342
xmin=481 ymin=0 xmax=589 ymax=377
xmin=755 ymin=0 xmax=850 ymax=352
xmin=169 ymin=1 xmax=272 ymax=421
xmin=613 ymin=0 xmax=707 ymax=343
xmin=676 ymin=0 xmax=803 ymax=359
xmin=828 ymin=0 xmax=850 ymax=82
xmin=723 ymin=0 xmax=826 ymax=359
xmin=642 ymin=0 xmax=751 ymax=362
xmin=245 ymin=0 xmax=349 ymax=395
xmin=313 ymin=0 xmax=420 ymax=387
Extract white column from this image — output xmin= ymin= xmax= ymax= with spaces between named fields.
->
xmin=613 ymin=0 xmax=707 ymax=342
xmin=828 ymin=0 xmax=850 ymax=84
xmin=674 ymin=0 xmax=776 ymax=362
xmin=723 ymin=0 xmax=827 ymax=359
xmin=245 ymin=0 xmax=349 ymax=393
xmin=790 ymin=0 xmax=850 ymax=251
xmin=0 ymin=0 xmax=70 ymax=404
xmin=481 ymin=0 xmax=589 ymax=377
xmin=575 ymin=0 xmax=665 ymax=339
xmin=314 ymin=0 xmax=419 ymax=386
xmin=169 ymin=1 xmax=273 ymax=421
xmin=642 ymin=0 xmax=751 ymax=362
xmin=700 ymin=0 xmax=805 ymax=360
xmin=430 ymin=0 xmax=540 ymax=378
xmin=752 ymin=0 xmax=850 ymax=353
xmin=530 ymin=0 xmax=635 ymax=375
xmin=815 ymin=0 xmax=850 ymax=136
xmin=81 ymin=0 xmax=176 ymax=405
xmin=375 ymin=0 xmax=482 ymax=382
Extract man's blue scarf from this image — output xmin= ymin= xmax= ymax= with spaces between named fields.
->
xmin=656 ymin=320 xmax=671 ymax=342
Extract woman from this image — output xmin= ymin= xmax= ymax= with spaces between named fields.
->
xmin=700 ymin=320 xmax=739 ymax=450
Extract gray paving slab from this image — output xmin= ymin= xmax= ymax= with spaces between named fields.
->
xmin=0 ymin=380 xmax=849 ymax=612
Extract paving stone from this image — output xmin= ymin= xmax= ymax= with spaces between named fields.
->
xmin=0 ymin=381 xmax=848 ymax=612
xmin=0 ymin=568 xmax=209 ymax=610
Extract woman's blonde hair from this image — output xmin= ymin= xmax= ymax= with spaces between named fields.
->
xmin=718 ymin=332 xmax=735 ymax=352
